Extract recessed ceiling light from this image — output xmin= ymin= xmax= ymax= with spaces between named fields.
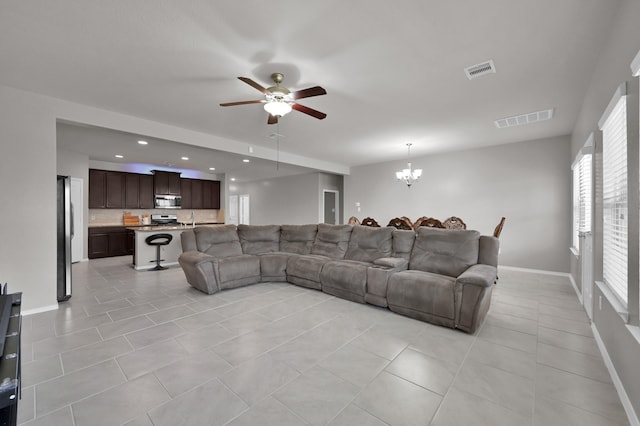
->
xmin=181 ymin=156 xmax=189 ymax=160
xmin=115 ymin=154 xmax=124 ymax=158
xmin=230 ymin=178 xmax=236 ymax=181
xmin=137 ymin=140 xmax=148 ymax=145
xmin=209 ymin=167 xmax=216 ymax=171
xmin=243 ymin=159 xmax=250 ymax=163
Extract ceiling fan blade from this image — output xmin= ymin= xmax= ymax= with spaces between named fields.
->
xmin=291 ymin=86 xmax=327 ymax=100
xmin=219 ymin=100 xmax=264 ymax=107
xmin=238 ymin=77 xmax=269 ymax=94
xmin=267 ymin=114 xmax=278 ymax=125
xmin=292 ymin=103 xmax=327 ymax=120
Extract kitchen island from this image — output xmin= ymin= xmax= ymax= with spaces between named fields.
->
xmin=129 ymin=226 xmax=190 ymax=271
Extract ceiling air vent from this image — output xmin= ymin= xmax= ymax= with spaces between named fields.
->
xmin=494 ymin=108 xmax=555 ymax=129
xmin=464 ymin=60 xmax=496 ymax=80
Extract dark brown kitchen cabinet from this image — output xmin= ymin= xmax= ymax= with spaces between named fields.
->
xmin=153 ymin=171 xmax=181 ymax=195
xmin=106 ymin=172 xmax=126 ymax=208
xmin=88 ymin=226 xmax=132 ymax=259
xmin=138 ymin=174 xmax=154 ymax=208
xmin=180 ymin=178 xmax=220 ymax=209
xmin=208 ymin=180 xmax=221 ymax=209
xmin=90 ymin=169 xmax=154 ymax=209
xmin=191 ymin=179 xmax=203 ymax=209
xmin=89 ymin=169 xmax=107 ymax=208
xmin=125 ymin=173 xmax=154 ymax=209
xmin=180 ymin=178 xmax=192 ymax=209
xmin=125 ymin=174 xmax=139 ymax=209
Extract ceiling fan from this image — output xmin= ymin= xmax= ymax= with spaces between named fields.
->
xmin=220 ymin=73 xmax=327 ymax=124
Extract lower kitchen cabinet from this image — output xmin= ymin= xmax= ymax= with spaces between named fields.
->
xmin=88 ymin=226 xmax=135 ymax=259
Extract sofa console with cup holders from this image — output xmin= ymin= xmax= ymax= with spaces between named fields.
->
xmin=178 ymin=223 xmax=499 ymax=333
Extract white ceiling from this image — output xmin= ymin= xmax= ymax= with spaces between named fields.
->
xmin=0 ymin=0 xmax=620 ymax=179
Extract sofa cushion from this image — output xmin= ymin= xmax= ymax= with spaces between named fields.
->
xmin=286 ymin=254 xmax=330 ymax=289
xmin=392 ymin=229 xmax=416 ymax=261
xmin=194 ymin=225 xmax=242 ymax=258
xmin=238 ymin=224 xmax=281 ymax=254
xmin=216 ymin=255 xmax=261 ymax=289
xmin=344 ymin=225 xmax=393 ymax=263
xmin=311 ymin=224 xmax=353 ymax=260
xmin=320 ymin=259 xmax=370 ymax=301
xmin=388 ymin=269 xmax=457 ymax=321
xmin=409 ymin=228 xmax=480 ymax=277
xmin=280 ymin=224 xmax=318 ymax=254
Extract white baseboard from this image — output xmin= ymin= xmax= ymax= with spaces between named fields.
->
xmin=22 ymin=304 xmax=58 ymax=316
xmin=591 ymin=324 xmax=640 ymax=426
xmin=499 ymin=265 xmax=572 ymax=277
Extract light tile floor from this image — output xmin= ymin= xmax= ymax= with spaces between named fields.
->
xmin=17 ymin=257 xmax=630 ymax=425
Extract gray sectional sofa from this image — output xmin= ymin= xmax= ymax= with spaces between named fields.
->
xmin=178 ymin=223 xmax=499 ymax=333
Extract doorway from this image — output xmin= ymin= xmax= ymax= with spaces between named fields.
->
xmin=228 ymin=194 xmax=250 ymax=225
xmin=323 ymin=190 xmax=339 ymax=224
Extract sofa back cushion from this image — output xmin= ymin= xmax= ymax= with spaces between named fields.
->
xmin=280 ymin=224 xmax=318 ymax=254
xmin=344 ymin=225 xmax=393 ymax=262
xmin=311 ymin=224 xmax=353 ymax=260
xmin=238 ymin=224 xmax=281 ymax=254
xmin=409 ymin=228 xmax=480 ymax=277
xmin=194 ymin=225 xmax=243 ymax=258
xmin=392 ymin=229 xmax=416 ymax=261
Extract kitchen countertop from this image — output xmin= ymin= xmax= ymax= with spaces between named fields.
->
xmin=89 ymin=222 xmax=224 ymax=228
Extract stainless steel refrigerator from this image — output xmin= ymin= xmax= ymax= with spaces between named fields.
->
xmin=57 ymin=175 xmax=72 ymax=301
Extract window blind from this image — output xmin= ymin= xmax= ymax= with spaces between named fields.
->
xmin=578 ymin=154 xmax=592 ymax=235
xmin=572 ymin=165 xmax=580 ymax=250
xmin=600 ymin=94 xmax=628 ymax=305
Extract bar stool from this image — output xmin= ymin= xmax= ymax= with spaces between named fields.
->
xmin=145 ymin=233 xmax=173 ymax=271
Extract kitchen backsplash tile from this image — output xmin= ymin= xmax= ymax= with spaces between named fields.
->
xmin=89 ymin=209 xmax=224 ymax=226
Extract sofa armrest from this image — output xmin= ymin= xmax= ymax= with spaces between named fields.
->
xmin=373 ymin=257 xmax=408 ymax=270
xmin=456 ymin=264 xmax=497 ymax=288
xmin=179 ymin=250 xmax=215 ymax=266
xmin=178 ymin=251 xmax=220 ymax=294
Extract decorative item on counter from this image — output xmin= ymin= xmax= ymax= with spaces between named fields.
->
xmin=141 ymin=214 xmax=151 ymax=225
xmin=123 ymin=212 xmax=141 ymax=226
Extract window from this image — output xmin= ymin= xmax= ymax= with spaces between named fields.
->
xmin=599 ymin=84 xmax=628 ymax=306
xmin=572 ymin=146 xmax=592 ymax=252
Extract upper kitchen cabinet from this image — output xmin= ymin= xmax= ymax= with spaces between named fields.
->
xmin=106 ymin=171 xmax=126 ymax=208
xmin=181 ymin=178 xmax=220 ymax=209
xmin=203 ymin=180 xmax=221 ymax=209
xmin=90 ymin=169 xmax=154 ymax=209
xmin=89 ymin=169 xmax=125 ymax=208
xmin=125 ymin=173 xmax=154 ymax=209
xmin=89 ymin=169 xmax=106 ymax=208
xmin=153 ymin=171 xmax=181 ymax=195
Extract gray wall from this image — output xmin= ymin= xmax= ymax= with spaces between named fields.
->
xmin=232 ymin=172 xmax=344 ymax=225
xmin=345 ymin=136 xmax=571 ymax=272
xmin=569 ymin=0 xmax=640 ymax=419
xmin=231 ymin=172 xmax=322 ymax=225
xmin=0 ymin=86 xmax=58 ymax=312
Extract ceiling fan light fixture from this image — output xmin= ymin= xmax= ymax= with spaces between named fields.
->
xmin=264 ymin=100 xmax=292 ymax=117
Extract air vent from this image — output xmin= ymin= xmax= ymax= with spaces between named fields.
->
xmin=464 ymin=60 xmax=496 ymax=80
xmin=494 ymin=108 xmax=555 ymax=129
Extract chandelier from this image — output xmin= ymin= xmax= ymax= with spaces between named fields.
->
xmin=395 ymin=143 xmax=422 ymax=187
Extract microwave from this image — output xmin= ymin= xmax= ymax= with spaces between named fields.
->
xmin=154 ymin=194 xmax=181 ymax=209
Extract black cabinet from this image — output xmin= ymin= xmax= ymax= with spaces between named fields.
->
xmin=139 ymin=174 xmax=154 ymax=208
xmin=89 ymin=169 xmax=107 ymax=208
xmin=88 ymin=226 xmax=133 ymax=259
xmin=106 ymin=172 xmax=126 ymax=208
xmin=153 ymin=171 xmax=181 ymax=195
xmin=180 ymin=178 xmax=220 ymax=209
xmin=90 ymin=169 xmax=154 ymax=209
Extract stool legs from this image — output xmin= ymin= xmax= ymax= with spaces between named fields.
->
xmin=151 ymin=245 xmax=167 ymax=271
